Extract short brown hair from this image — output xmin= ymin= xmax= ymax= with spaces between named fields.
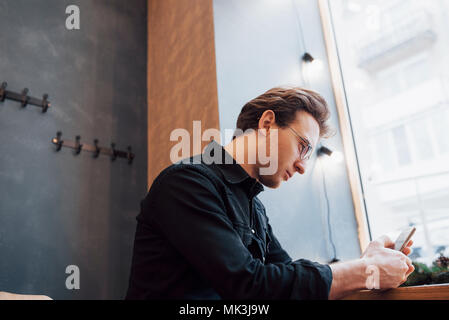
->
xmin=234 ymin=87 xmax=333 ymax=139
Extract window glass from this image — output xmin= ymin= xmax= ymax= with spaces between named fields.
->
xmin=431 ymin=110 xmax=449 ymax=154
xmin=392 ymin=125 xmax=412 ymax=166
xmin=329 ymin=0 xmax=449 ymax=264
xmin=409 ymin=116 xmax=434 ymax=161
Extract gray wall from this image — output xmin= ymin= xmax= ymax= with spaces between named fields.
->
xmin=0 ymin=0 xmax=147 ymax=299
xmin=213 ymin=0 xmax=361 ymax=263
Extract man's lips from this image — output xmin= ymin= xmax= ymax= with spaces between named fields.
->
xmin=285 ymin=170 xmax=292 ymax=180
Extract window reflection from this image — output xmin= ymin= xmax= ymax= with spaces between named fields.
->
xmin=329 ymin=0 xmax=449 ymax=264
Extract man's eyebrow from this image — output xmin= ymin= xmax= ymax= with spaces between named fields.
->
xmin=297 ymin=131 xmax=312 ymax=146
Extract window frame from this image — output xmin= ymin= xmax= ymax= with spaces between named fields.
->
xmin=318 ymin=0 xmax=372 ymax=252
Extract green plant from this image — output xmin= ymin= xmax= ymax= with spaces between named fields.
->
xmin=401 ymin=254 xmax=449 ymax=287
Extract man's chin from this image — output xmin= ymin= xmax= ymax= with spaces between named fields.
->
xmin=259 ymin=176 xmax=282 ymax=189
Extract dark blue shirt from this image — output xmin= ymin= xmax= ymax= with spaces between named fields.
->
xmin=126 ymin=140 xmax=332 ymax=299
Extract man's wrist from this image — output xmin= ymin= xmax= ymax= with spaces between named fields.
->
xmin=328 ymin=258 xmax=369 ymax=300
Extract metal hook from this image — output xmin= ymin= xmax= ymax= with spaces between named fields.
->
xmin=21 ymin=88 xmax=29 ymax=107
xmin=111 ymin=143 xmax=117 ymax=161
xmin=93 ymin=139 xmax=100 ymax=158
xmin=127 ymin=146 xmax=134 ymax=165
xmin=74 ymin=135 xmax=82 ymax=155
xmin=54 ymin=131 xmax=63 ymax=151
xmin=0 ymin=82 xmax=7 ymax=102
xmin=42 ymin=94 xmax=49 ymax=113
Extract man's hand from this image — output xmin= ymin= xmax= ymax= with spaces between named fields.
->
xmin=361 ymin=235 xmax=414 ymax=288
xmin=328 ymin=235 xmax=414 ymax=299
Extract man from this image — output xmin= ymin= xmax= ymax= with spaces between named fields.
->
xmin=126 ymin=87 xmax=414 ymax=300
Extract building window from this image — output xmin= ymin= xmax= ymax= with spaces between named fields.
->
xmin=431 ymin=110 xmax=449 ymax=155
xmin=392 ymin=125 xmax=412 ymax=166
xmin=328 ymin=0 xmax=449 ymax=265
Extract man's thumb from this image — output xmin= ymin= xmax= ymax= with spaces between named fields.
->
xmin=374 ymin=235 xmax=395 ymax=249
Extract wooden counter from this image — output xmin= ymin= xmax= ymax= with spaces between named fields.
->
xmin=342 ymin=284 xmax=449 ymax=300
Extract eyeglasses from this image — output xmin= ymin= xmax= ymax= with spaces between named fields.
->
xmin=288 ymin=127 xmax=313 ymax=160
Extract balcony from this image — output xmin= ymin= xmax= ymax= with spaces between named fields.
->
xmin=358 ymin=12 xmax=437 ymax=72
xmin=362 ymin=78 xmax=446 ymax=130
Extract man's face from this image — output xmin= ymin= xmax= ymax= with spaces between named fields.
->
xmin=257 ymin=111 xmax=320 ymax=188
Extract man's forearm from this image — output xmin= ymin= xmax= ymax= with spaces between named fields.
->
xmin=328 ymin=259 xmax=368 ymax=300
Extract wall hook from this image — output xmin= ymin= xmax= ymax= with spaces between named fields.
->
xmin=53 ymin=131 xmax=64 ymax=151
xmin=111 ymin=143 xmax=117 ymax=161
xmin=93 ymin=139 xmax=100 ymax=158
xmin=42 ymin=94 xmax=49 ymax=113
xmin=21 ymin=88 xmax=29 ymax=108
xmin=127 ymin=146 xmax=134 ymax=165
xmin=1 ymin=82 xmax=50 ymax=112
xmin=0 ymin=82 xmax=7 ymax=102
xmin=74 ymin=135 xmax=82 ymax=155
xmin=51 ymin=134 xmax=134 ymax=164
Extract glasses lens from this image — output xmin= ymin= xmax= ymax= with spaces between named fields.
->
xmin=301 ymin=143 xmax=312 ymax=160
xmin=301 ymin=146 xmax=309 ymax=160
xmin=289 ymin=127 xmax=312 ymax=160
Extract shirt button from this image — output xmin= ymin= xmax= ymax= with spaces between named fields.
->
xmin=251 ymin=229 xmax=255 ymax=234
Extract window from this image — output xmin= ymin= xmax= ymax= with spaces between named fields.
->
xmin=392 ymin=125 xmax=412 ymax=166
xmin=431 ymin=110 xmax=449 ymax=154
xmin=409 ymin=116 xmax=434 ymax=162
xmin=375 ymin=55 xmax=432 ymax=100
xmin=327 ymin=0 xmax=449 ymax=265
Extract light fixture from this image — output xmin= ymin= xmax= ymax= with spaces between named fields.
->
xmin=292 ymin=0 xmax=324 ymax=84
xmin=318 ymin=145 xmax=332 ymax=157
xmin=302 ymin=52 xmax=314 ymax=63
xmin=317 ymin=144 xmax=341 ymax=264
xmin=301 ymin=52 xmax=324 ymax=84
xmin=318 ymin=145 xmax=344 ymax=164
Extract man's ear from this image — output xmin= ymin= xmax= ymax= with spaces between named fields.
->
xmin=258 ymin=110 xmax=276 ymax=136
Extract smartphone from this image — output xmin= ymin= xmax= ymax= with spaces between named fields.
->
xmin=394 ymin=227 xmax=416 ymax=251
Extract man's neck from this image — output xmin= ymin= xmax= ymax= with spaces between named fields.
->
xmin=223 ymin=137 xmax=259 ymax=181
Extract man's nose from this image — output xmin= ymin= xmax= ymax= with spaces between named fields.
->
xmin=294 ymin=160 xmax=306 ymax=175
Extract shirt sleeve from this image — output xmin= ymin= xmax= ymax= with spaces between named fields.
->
xmin=265 ymin=222 xmax=293 ymax=265
xmin=143 ymin=165 xmax=333 ymax=300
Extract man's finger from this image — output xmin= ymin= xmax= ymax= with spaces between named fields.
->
xmin=405 ymin=264 xmax=415 ymax=277
xmin=375 ymin=235 xmax=395 ymax=249
xmin=401 ymin=240 xmax=414 ymax=255
xmin=401 ymin=247 xmax=411 ymax=256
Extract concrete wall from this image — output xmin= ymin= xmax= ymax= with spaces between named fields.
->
xmin=0 ymin=0 xmax=147 ymax=299
xmin=213 ymin=0 xmax=361 ymax=263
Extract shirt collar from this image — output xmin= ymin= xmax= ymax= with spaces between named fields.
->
xmin=203 ymin=140 xmax=264 ymax=197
